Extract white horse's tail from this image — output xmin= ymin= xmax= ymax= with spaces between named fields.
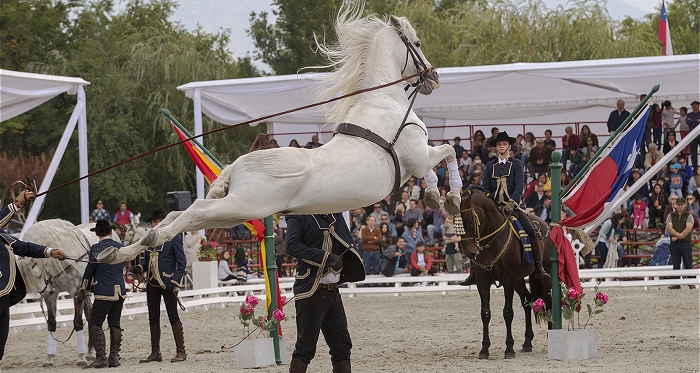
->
xmin=207 ymin=162 xmax=236 ymax=199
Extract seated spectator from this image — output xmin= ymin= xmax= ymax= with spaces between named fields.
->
xmin=409 ymin=242 xmax=437 ymax=276
xmin=394 ymin=206 xmax=405 ymax=233
xmin=370 ymin=203 xmax=385 ymax=223
xmin=379 ymin=213 xmax=397 ymax=237
xmin=686 ymin=194 xmax=700 ymax=225
xmin=288 ymin=139 xmax=301 ymax=148
xmin=525 ymin=181 xmax=546 ymax=208
xmin=626 ymin=169 xmax=649 ymax=204
xmin=643 ymin=144 xmax=664 ymax=176
xmin=379 ymin=222 xmax=393 ymax=251
xmin=304 ymin=134 xmax=323 ymax=148
xmin=528 ymin=138 xmax=553 ymax=178
xmin=566 ymin=147 xmax=585 ymax=179
xmin=468 ymin=161 xmax=484 ymax=178
xmin=469 ymin=171 xmax=484 ymax=187
xmin=662 ymin=130 xmax=679 ymax=155
xmin=524 ymin=173 xmax=551 ymax=200
xmin=380 ymin=236 xmax=409 ymax=277
xmin=442 ymin=217 xmax=463 ymax=274
xmin=543 ymin=129 xmax=556 ymax=151
xmin=218 ymin=251 xmax=236 ymax=281
xmin=403 ymin=177 xmax=421 ymax=201
xmin=579 ymin=125 xmax=599 ymax=148
xmin=679 ymin=157 xmax=693 ymax=178
xmin=425 ymin=199 xmax=449 ymax=246
xmin=453 ymin=137 xmax=465 ymax=163
xmin=560 ymin=170 xmax=571 ymax=189
xmin=234 ymin=247 xmax=250 ymax=284
xmin=663 ymin=194 xmax=679 ymax=224
xmin=581 ymin=136 xmax=599 ymax=163
xmin=649 ymin=183 xmax=668 ymax=228
xmin=632 ymin=194 xmax=647 ymax=229
xmin=688 ymin=166 xmax=700 ymax=194
xmin=268 ymin=139 xmax=280 ymax=148
xmin=458 ymin=149 xmax=472 ymax=173
xmin=404 ymin=199 xmax=423 ymax=227
xmin=399 ymin=190 xmax=410 ymax=207
xmin=521 ymin=132 xmax=536 ymax=179
xmin=534 ymin=196 xmax=552 ymax=223
xmin=401 ymin=218 xmax=424 ymax=261
xmin=668 ymin=163 xmax=687 ymax=198
xmin=561 ymin=126 xmax=581 ymax=170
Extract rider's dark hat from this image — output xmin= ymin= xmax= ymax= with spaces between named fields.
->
xmin=145 ymin=208 xmax=166 ymax=222
xmin=90 ymin=219 xmax=112 ymax=236
xmin=489 ymin=131 xmax=517 ymax=147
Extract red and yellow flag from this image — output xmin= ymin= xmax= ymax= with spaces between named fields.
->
xmin=172 ymin=124 xmax=221 ymax=184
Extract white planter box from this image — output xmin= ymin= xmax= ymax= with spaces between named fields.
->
xmin=548 ymin=329 xmax=597 ymax=361
xmin=235 ymin=337 xmax=288 ymax=369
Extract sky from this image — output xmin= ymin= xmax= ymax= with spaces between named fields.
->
xmin=115 ymin=0 xmax=665 ymax=71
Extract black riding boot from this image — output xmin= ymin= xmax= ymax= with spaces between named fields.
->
xmin=108 ymin=327 xmax=121 ymax=367
xmin=139 ymin=324 xmax=162 ymax=363
xmin=458 ymin=269 xmax=476 ymax=286
xmin=289 ymin=359 xmax=308 ymax=373
xmin=171 ymin=321 xmax=187 ymax=362
xmin=84 ymin=325 xmax=107 ymax=368
xmin=333 ymin=359 xmax=351 ymax=373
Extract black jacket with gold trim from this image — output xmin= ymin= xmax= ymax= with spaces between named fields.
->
xmin=82 ymin=238 xmax=126 ymax=300
xmin=134 ymin=233 xmax=186 ymax=290
xmin=482 ymin=157 xmax=525 ymax=204
xmin=285 ymin=213 xmax=364 ymax=300
xmin=1 ymin=204 xmax=52 ymax=306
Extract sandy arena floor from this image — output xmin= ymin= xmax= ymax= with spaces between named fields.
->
xmin=2 ymin=287 xmax=699 ymax=372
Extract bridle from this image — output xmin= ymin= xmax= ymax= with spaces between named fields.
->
xmin=460 ymin=193 xmax=516 ymax=273
xmin=396 ymin=30 xmax=429 ymax=90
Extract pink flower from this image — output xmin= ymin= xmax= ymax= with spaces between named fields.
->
xmin=596 ymin=292 xmax=609 ymax=304
xmin=532 ymin=298 xmax=545 ymax=313
xmin=258 ymin=316 xmax=268 ymax=324
xmin=567 ymin=288 xmax=581 ymax=300
xmin=246 ymin=294 xmax=259 ymax=307
xmin=279 ymin=297 xmax=287 ymax=307
xmin=240 ymin=304 xmax=252 ymax=315
xmin=272 ymin=309 xmax=285 ymax=322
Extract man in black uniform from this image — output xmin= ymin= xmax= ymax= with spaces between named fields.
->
xmin=285 ymin=213 xmax=364 ymax=373
xmin=460 ymin=132 xmax=549 ymax=286
xmin=78 ymin=219 xmax=126 ymax=368
xmin=1 ymin=191 xmax=67 ymax=360
xmin=132 ymin=208 xmax=187 ymax=363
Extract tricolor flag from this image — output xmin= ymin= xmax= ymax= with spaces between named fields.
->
xmin=659 ymin=1 xmax=673 ymax=56
xmin=172 ymin=124 xmax=222 ymax=184
xmin=560 ymin=104 xmax=651 ymax=229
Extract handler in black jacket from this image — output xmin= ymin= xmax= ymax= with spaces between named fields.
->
xmin=285 ymin=213 xmax=364 ymax=373
xmin=0 ymin=191 xmax=67 ymax=361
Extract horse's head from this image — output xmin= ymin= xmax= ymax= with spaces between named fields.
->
xmin=389 ymin=15 xmax=440 ymax=95
xmin=459 ymin=187 xmax=496 ymax=259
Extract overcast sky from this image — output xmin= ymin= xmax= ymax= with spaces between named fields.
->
xmin=115 ymin=0 xmax=665 ymax=71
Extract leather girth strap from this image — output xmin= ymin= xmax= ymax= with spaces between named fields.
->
xmin=335 ymin=122 xmax=402 ymax=195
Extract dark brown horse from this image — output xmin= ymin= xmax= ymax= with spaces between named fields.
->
xmin=460 ymin=186 xmax=552 ymax=359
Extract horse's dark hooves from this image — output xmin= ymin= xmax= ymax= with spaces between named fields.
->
xmin=504 ymin=351 xmax=516 ymax=359
xmin=478 ymin=353 xmax=489 ymax=360
xmin=521 ymin=346 xmax=533 ymax=353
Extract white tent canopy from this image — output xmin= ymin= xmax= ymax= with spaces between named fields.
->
xmin=178 ymin=55 xmax=699 ymax=197
xmin=0 ymin=69 xmax=91 ymax=236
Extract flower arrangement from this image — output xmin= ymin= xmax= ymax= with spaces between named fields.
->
xmin=197 ymin=238 xmax=218 ymax=260
xmin=529 ymin=282 xmax=609 ymax=330
xmin=238 ymin=294 xmax=292 ymax=338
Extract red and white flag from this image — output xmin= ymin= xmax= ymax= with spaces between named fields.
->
xmin=659 ymin=0 xmax=673 ymax=56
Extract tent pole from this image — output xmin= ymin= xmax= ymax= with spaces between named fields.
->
xmin=78 ymin=86 xmax=90 ymax=225
xmin=193 ymin=88 xmax=205 ymax=200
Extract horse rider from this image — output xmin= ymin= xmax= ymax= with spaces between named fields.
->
xmin=0 ymin=190 xmax=67 ymax=361
xmin=460 ymin=131 xmax=550 ymax=286
xmin=78 ymin=219 xmax=126 ymax=368
xmin=131 ymin=208 xmax=187 ymax=363
xmin=285 ymin=213 xmax=365 ymax=373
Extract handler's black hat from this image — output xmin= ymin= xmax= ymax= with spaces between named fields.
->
xmin=90 ymin=219 xmax=112 ymax=236
xmin=145 ymin=208 xmax=166 ymax=222
xmin=489 ymin=131 xmax=517 ymax=147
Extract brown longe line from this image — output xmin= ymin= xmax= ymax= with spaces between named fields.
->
xmin=37 ymin=67 xmax=436 ymax=198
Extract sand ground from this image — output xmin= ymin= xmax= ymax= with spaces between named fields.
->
xmin=2 ymin=287 xmax=699 ymax=373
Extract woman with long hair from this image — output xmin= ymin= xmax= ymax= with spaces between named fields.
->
xmin=582 ymin=136 xmax=599 ymax=163
xmin=521 ymin=132 xmax=536 ymax=173
xmin=234 ymin=246 xmax=250 ymax=284
xmin=662 ymin=130 xmax=679 ymax=155
xmin=288 ymin=139 xmax=301 ymax=148
xmin=649 ymin=183 xmax=667 ymax=228
xmin=218 ymin=251 xmax=236 ymax=281
xmin=579 ymin=125 xmax=599 ymax=148
xmin=379 ymin=222 xmax=393 ymax=251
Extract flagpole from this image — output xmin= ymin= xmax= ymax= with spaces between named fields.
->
xmin=549 ymin=152 xmax=563 ymax=330
xmin=161 ymin=108 xmax=224 ymax=168
xmin=563 ymin=85 xmax=660 ymax=196
xmin=264 ymin=216 xmax=282 ymax=365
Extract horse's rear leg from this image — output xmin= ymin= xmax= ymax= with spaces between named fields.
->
xmin=503 ymin=282 xmax=516 ymax=359
xmin=477 ymin=281 xmax=491 ymax=359
xmin=515 ymin=280 xmax=534 ymax=352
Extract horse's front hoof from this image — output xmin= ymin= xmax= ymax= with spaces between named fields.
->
xmin=77 ymin=352 xmax=88 ymax=366
xmin=445 ymin=191 xmax=461 ymax=215
xmin=521 ymin=345 xmax=532 ymax=353
xmin=504 ymin=351 xmax=516 ymax=359
xmin=424 ymin=187 xmax=440 ymax=209
xmin=478 ymin=352 xmax=489 ymax=360
xmin=43 ymin=354 xmax=55 ymax=367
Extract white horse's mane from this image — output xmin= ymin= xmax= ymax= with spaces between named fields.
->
xmin=312 ymin=4 xmax=395 ymax=125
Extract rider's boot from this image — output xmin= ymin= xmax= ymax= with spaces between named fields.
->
xmin=139 ymin=324 xmax=162 ymax=363
xmin=529 ymin=229 xmax=550 ymax=280
xmin=458 ymin=268 xmax=476 ymax=286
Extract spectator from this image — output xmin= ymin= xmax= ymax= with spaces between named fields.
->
xmin=566 ymin=147 xmax=584 ymax=179
xmin=401 ymin=218 xmax=424 ymax=261
xmin=677 ymin=106 xmax=689 ymax=140
xmin=662 ymin=130 xmax=679 ymax=155
xmin=378 ymin=213 xmax=397 ymax=237
xmin=651 ymin=103 xmax=663 ymax=148
xmin=90 ymin=200 xmax=110 ymax=223
xmin=443 ymin=216 xmax=463 ymax=274
xmin=521 ymin=132 xmax=536 ymax=177
xmin=561 ymin=126 xmax=581 ymax=170
xmin=234 ymin=246 xmax=250 ymax=284
xmin=581 ymin=136 xmax=599 ymax=163
xmin=613 ymin=219 xmax=628 ymax=267
xmin=304 ymin=134 xmax=323 ymax=149
xmin=458 ymin=149 xmax=472 ymax=173
xmin=668 ymin=163 xmax=687 ymax=198
xmin=468 ymin=157 xmax=483 ymax=175
xmin=361 ymin=216 xmax=382 ymax=275
xmin=525 ymin=181 xmax=546 ymax=208
xmin=688 ymin=166 xmax=700 ymax=194
xmin=267 ymin=139 xmax=279 ymax=148
xmin=379 ymin=222 xmax=393 ymax=251
xmin=543 ymin=129 xmax=556 ymax=151
xmin=648 ymin=183 xmax=668 ymax=228
xmin=380 ymin=236 xmax=408 ymax=276
xmin=662 ymin=100 xmax=678 ymax=140
xmin=273 ymin=222 xmax=286 ymax=277
xmin=409 ymin=242 xmax=437 ymax=276
xmin=528 ymin=138 xmax=553 ymax=177
xmin=663 ymin=194 xmax=679 ymax=223
xmin=686 ymin=193 xmax=700 ymax=224
xmin=403 ymin=177 xmax=421 ymax=201
xmin=113 ymin=202 xmax=133 ymax=226
xmin=453 ymin=137 xmax=464 ymax=162
xmin=393 ymin=206 xmax=405 ymax=234
xmin=579 ymin=125 xmax=599 ymax=148
xmin=595 ymin=214 xmax=619 ymax=268
xmin=425 ymin=199 xmax=449 ymax=246
xmin=218 ymin=251 xmax=236 ymax=281
xmin=643 ymin=144 xmax=664 ymax=174
xmin=679 ymin=157 xmax=693 ymax=178
xmin=560 ymin=169 xmax=571 ymax=189
xmin=625 ymin=169 xmax=648 ymax=213
xmin=640 ymin=94 xmax=653 ymax=151
xmin=369 ymin=203 xmax=385 ymax=223
xmin=632 ymin=194 xmax=646 ymax=229
xmin=469 ymin=171 xmax=483 ymax=187
xmin=288 ymin=139 xmax=301 ymax=148
xmin=533 ymin=195 xmax=552 ymax=223
xmin=404 ymin=199 xmax=423 ymax=227
xmin=665 ymin=197 xmax=696 ymax=289
xmin=512 ymin=134 xmax=524 ymax=159
xmin=686 ymin=100 xmax=700 ymax=170
xmin=524 ymin=173 xmax=551 ymax=200
xmin=487 ymin=127 xmax=499 ymax=149
xmin=399 ymin=190 xmax=410 ymax=207
xmin=607 ymin=99 xmax=630 ymax=134
xmin=471 ymin=130 xmax=488 ymax=160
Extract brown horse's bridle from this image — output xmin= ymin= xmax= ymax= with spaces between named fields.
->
xmin=460 ymin=195 xmax=517 ymax=272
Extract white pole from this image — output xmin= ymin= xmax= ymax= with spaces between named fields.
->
xmin=78 ymin=86 xmax=89 ymax=224
xmin=193 ymin=88 xmax=204 ymax=200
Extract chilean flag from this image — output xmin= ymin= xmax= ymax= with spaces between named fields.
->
xmin=560 ymin=104 xmax=651 ymax=229
xmin=659 ymin=1 xmax=673 ymax=56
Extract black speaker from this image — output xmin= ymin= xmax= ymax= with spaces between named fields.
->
xmin=166 ymin=191 xmax=192 ymax=212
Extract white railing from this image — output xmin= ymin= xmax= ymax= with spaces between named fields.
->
xmin=9 ymin=267 xmax=698 ymax=334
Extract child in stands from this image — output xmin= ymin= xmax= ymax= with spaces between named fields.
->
xmin=632 ymin=194 xmax=647 ymax=229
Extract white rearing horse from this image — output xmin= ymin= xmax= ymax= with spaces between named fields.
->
xmin=100 ymin=5 xmax=462 ymax=264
